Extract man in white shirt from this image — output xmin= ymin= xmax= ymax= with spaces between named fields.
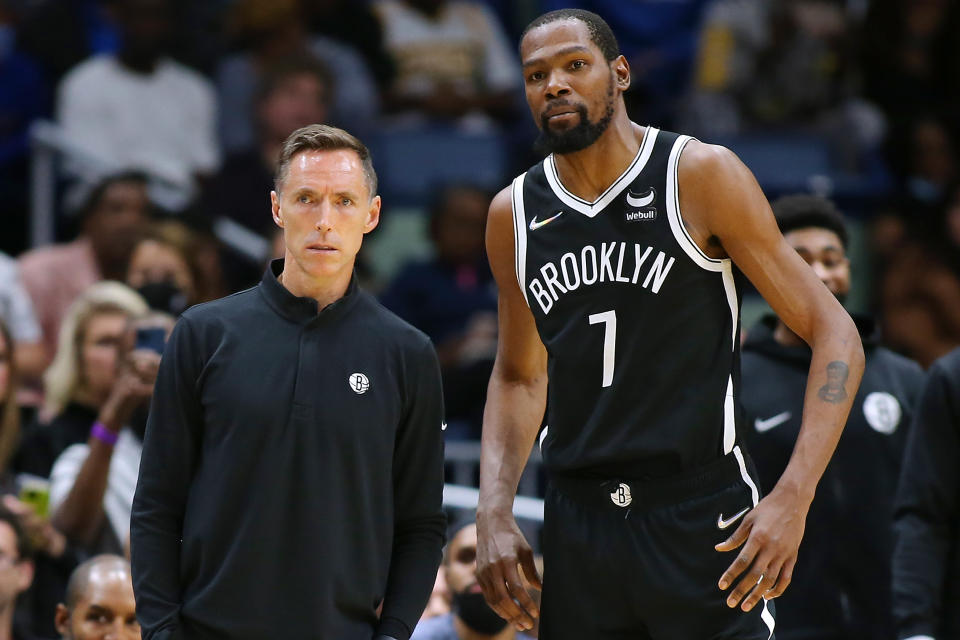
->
xmin=57 ymin=0 xmax=219 ymax=197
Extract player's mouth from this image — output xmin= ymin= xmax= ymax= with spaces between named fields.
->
xmin=306 ymin=243 xmax=338 ymax=253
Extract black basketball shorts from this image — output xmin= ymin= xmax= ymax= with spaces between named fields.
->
xmin=539 ymin=447 xmax=776 ymax=640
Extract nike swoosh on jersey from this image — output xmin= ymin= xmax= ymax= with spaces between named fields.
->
xmin=717 ymin=506 xmax=750 ymax=530
xmin=529 ymin=210 xmax=564 ymax=231
xmin=754 ymin=411 xmax=791 ymax=433
xmin=625 ymin=188 xmax=655 ymax=208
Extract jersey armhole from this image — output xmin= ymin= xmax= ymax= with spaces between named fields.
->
xmin=510 ymin=173 xmax=530 ymax=308
xmin=665 ymin=135 xmax=727 ymax=273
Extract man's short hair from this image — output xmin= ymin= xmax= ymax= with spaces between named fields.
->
xmin=771 ymin=194 xmax=849 ymax=249
xmin=520 ymin=9 xmax=620 ymax=62
xmin=274 ymin=124 xmax=377 ymax=198
xmin=255 ymin=56 xmax=334 ymax=108
xmin=0 ymin=506 xmax=32 ymax=562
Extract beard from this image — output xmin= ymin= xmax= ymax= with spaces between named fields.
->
xmin=534 ymin=78 xmax=616 ymax=156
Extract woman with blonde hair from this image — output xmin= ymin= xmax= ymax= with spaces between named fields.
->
xmin=14 ymin=282 xmax=148 ymax=479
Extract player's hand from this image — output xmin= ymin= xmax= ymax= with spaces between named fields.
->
xmin=476 ymin=510 xmax=542 ymax=632
xmin=715 ymin=485 xmax=809 ymax=612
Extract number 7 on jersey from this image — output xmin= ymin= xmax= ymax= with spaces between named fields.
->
xmin=588 ymin=310 xmax=617 ymax=387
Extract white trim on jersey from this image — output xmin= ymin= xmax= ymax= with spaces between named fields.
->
xmin=733 ymin=445 xmax=775 ymax=636
xmin=667 ymin=135 xmax=742 ymax=453
xmin=511 ymin=173 xmax=530 ymax=307
xmin=543 ymin=127 xmax=659 ymax=217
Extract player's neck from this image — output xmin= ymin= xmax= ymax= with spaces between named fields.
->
xmin=278 ymin=253 xmax=353 ymax=311
xmin=773 ymin=320 xmax=806 ymax=348
xmin=551 ymin=114 xmax=643 ymax=203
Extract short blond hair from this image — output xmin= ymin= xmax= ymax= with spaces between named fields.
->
xmin=274 ymin=124 xmax=378 ymax=198
xmin=43 ymin=282 xmax=148 ymax=417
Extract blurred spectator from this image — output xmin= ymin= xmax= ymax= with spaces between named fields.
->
xmin=741 ymin=195 xmax=925 ymax=640
xmin=862 ymin=0 xmax=960 ymax=128
xmin=0 ymin=320 xmax=19 ymax=478
xmin=56 ymin=0 xmax=219 ymax=197
xmin=412 ymin=520 xmax=534 ymax=640
xmin=216 ymin=0 xmax=379 ymax=154
xmin=15 ymin=0 xmax=119 ymax=83
xmin=14 ymin=283 xmax=148 ymax=480
xmin=54 ymin=555 xmax=139 ymax=640
xmin=0 ymin=506 xmax=36 ymax=640
xmin=18 ymin=172 xmax=150 ymax=361
xmin=887 ymin=115 xmax=958 ymax=230
xmin=684 ymin=0 xmax=882 ymax=159
xmin=0 ymin=255 xmax=44 ymax=389
xmin=892 ymin=347 xmax=960 ymax=640
xmin=49 ymin=312 xmax=171 ymax=553
xmin=373 ymin=0 xmax=520 ymax=125
xmin=203 ymin=57 xmax=332 ymax=238
xmin=303 ymin=0 xmax=395 ymax=87
xmin=126 ymin=221 xmax=204 ymax=317
xmin=0 ymin=4 xmax=50 ymax=257
xmin=380 ymin=185 xmax=497 ymax=437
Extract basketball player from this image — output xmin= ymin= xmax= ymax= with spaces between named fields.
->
xmin=475 ymin=9 xmax=865 ymax=640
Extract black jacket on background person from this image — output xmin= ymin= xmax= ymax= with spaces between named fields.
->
xmin=131 ymin=260 xmax=447 ymax=640
xmin=740 ymin=314 xmax=924 ymax=640
xmin=893 ymin=347 xmax=960 ymax=640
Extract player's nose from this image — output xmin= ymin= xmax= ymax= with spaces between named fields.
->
xmin=545 ymin=70 xmax=571 ymax=98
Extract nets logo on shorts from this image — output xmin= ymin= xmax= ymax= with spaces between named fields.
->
xmin=349 ymin=373 xmax=370 ymax=394
xmin=610 ymin=482 xmax=632 ymax=507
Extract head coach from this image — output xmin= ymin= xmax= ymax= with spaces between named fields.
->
xmin=129 ymin=124 xmax=447 ymax=640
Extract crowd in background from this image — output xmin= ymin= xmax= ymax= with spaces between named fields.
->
xmin=0 ymin=0 xmax=959 ymax=638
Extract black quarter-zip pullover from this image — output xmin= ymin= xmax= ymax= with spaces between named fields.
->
xmin=131 ymin=260 xmax=446 ymax=640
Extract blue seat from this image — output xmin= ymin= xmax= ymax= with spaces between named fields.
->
xmin=370 ymin=127 xmax=508 ymax=206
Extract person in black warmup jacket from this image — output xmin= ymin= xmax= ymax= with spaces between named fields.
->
xmin=741 ymin=194 xmax=925 ymax=640
xmin=130 ymin=124 xmax=447 ymax=640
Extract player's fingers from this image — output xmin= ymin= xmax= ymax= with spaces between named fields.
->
xmin=715 ymin=517 xmax=752 ymax=553
xmin=476 ymin=563 xmax=512 ymax=621
xmin=518 ymin=545 xmax=542 ymax=590
xmin=502 ymin=561 xmax=538 ymax=629
xmin=718 ymin=535 xmax=759 ymax=590
xmin=740 ymin=563 xmax=779 ymax=612
xmin=725 ymin=556 xmax=768 ymax=609
xmin=485 ymin=560 xmax=529 ymax=626
xmin=765 ymin=555 xmax=795 ymax=599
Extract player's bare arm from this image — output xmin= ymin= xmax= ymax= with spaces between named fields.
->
xmin=677 ymin=140 xmax=865 ymax=612
xmin=475 ymin=186 xmax=547 ymax=633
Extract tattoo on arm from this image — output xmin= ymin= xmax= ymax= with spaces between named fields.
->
xmin=818 ymin=361 xmax=849 ymax=403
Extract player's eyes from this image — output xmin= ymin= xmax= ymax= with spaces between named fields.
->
xmin=339 ymin=198 xmax=353 ymax=207
xmin=298 ymin=195 xmax=312 ymax=204
xmin=528 ymin=71 xmax=544 ymax=82
xmin=571 ymin=60 xmax=586 ymax=70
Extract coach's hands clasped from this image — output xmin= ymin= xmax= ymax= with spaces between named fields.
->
xmin=476 ymin=510 xmax=542 ymax=632
xmin=715 ymin=485 xmax=810 ymax=612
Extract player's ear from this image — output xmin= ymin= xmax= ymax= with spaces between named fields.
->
xmin=364 ymin=195 xmax=381 ymax=234
xmin=612 ymin=55 xmax=631 ymax=92
xmin=271 ymin=190 xmax=283 ymax=228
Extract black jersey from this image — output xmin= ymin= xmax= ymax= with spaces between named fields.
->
xmin=512 ymin=127 xmax=748 ymax=478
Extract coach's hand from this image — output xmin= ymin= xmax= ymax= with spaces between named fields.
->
xmin=715 ymin=485 xmax=809 ymax=612
xmin=476 ymin=510 xmax=542 ymax=632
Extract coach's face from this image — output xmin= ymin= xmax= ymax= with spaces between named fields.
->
xmin=271 ymin=150 xmax=380 ymax=282
xmin=520 ymin=20 xmax=628 ymax=152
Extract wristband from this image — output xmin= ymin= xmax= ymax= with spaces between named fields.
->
xmin=90 ymin=422 xmax=119 ymax=446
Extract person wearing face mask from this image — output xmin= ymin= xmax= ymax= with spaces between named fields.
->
xmin=740 ymin=194 xmax=925 ymax=640
xmin=125 ymin=222 xmax=203 ymax=318
xmin=413 ymin=521 xmax=536 ymax=640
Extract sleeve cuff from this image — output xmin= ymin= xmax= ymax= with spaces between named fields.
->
xmin=375 ymin=616 xmax=411 ymax=640
xmin=902 ymin=636 xmax=936 ymax=640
